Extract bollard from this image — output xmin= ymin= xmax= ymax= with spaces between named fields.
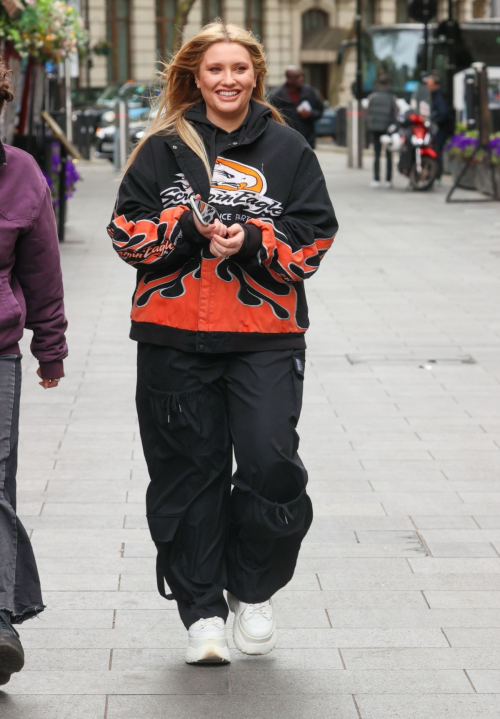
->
xmin=114 ymin=100 xmax=129 ymax=171
xmin=347 ymin=100 xmax=363 ymax=169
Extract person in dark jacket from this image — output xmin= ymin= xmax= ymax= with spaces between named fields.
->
xmin=108 ymin=22 xmax=338 ymax=665
xmin=367 ymin=75 xmax=398 ymax=187
xmin=269 ymin=66 xmax=324 ymax=148
xmin=0 ymin=58 xmax=68 ymax=686
xmin=425 ymin=74 xmax=451 ymax=181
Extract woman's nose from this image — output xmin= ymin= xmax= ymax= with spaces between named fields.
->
xmin=221 ymin=70 xmax=236 ymax=86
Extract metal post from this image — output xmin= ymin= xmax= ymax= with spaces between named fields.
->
xmin=423 ymin=21 xmax=429 ymax=74
xmin=354 ymin=0 xmax=363 ymax=168
xmin=65 ymin=57 xmax=73 ymax=142
xmin=114 ymin=100 xmax=129 ymax=171
xmin=446 ymin=0 xmax=456 ymax=109
xmin=85 ymin=0 xmax=91 ymax=87
xmin=58 ymin=143 xmax=67 ymax=242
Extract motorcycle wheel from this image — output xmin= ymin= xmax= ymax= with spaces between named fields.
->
xmin=409 ymin=156 xmax=438 ymax=191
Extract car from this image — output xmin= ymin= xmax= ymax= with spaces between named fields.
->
xmin=94 ymin=107 xmax=157 ymax=162
xmin=315 ymin=103 xmax=337 ymax=139
xmin=71 ymin=87 xmax=105 ymax=110
xmin=73 ymin=82 xmax=162 ymax=156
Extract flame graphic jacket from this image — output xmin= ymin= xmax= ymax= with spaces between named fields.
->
xmin=108 ymin=101 xmax=338 ymax=353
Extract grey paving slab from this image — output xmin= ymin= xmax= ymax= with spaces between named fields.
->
xmin=408 ymin=558 xmax=500 ymax=573
xmin=466 ymin=671 xmax=500 ymax=693
xmin=23 ymin=649 xmax=111 ymax=671
xmin=353 ymin=695 xmax=500 ymax=719
xmin=228 ymin=668 xmax=472 ymax=695
xmin=341 ymin=647 xmax=500 ymax=670
xmin=106 ymin=695 xmax=359 ymax=719
xmin=5 ymin=669 xmax=230 ymax=695
xmin=0 ymin=696 xmax=106 ymax=719
xmin=425 ymin=591 xmax=500 ymax=609
xmin=445 ymin=628 xmax=500 ymax=648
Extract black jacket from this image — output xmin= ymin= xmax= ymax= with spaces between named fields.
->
xmin=431 ymin=88 xmax=449 ymax=128
xmin=269 ymin=84 xmax=323 ymax=148
xmin=108 ymin=100 xmax=338 ymax=353
xmin=367 ymin=89 xmax=397 ymax=133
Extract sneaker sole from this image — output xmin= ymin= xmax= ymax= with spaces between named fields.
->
xmin=0 ymin=639 xmax=25 ymax=680
xmin=185 ymin=639 xmax=230 ymax=665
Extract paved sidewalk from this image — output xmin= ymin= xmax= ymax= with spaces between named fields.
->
xmin=2 ymin=154 xmax=500 ymax=719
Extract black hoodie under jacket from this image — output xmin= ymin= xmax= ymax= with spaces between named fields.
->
xmin=108 ymin=100 xmax=338 ymax=353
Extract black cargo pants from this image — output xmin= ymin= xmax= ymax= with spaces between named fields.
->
xmin=136 ymin=343 xmax=312 ymax=629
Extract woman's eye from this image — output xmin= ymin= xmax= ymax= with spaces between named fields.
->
xmin=209 ymin=67 xmax=221 ymax=73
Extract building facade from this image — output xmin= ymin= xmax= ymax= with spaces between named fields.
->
xmin=83 ymin=0 xmax=496 ymax=103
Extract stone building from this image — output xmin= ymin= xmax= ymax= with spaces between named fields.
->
xmin=83 ymin=0 xmax=496 ymax=103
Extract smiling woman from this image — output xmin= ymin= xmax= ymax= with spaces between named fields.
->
xmin=108 ymin=20 xmax=338 ymax=668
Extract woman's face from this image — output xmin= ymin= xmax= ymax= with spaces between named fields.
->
xmin=195 ymin=42 xmax=256 ymax=124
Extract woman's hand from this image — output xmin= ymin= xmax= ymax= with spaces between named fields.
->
xmin=210 ymin=224 xmax=245 ymax=259
xmin=192 ymin=194 xmax=228 ymax=240
xmin=37 ymin=367 xmax=61 ymax=390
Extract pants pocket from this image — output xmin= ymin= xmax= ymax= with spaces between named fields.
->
xmin=147 ymin=384 xmax=223 ymax=457
xmin=232 ymin=485 xmax=313 ymax=541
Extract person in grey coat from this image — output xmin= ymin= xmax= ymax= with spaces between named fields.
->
xmin=0 ymin=57 xmax=68 ymax=686
xmin=367 ymin=75 xmax=398 ymax=187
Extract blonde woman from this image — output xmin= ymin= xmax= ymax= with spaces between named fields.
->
xmin=108 ymin=21 xmax=338 ymax=665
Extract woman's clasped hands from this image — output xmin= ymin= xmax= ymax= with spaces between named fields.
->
xmin=192 ymin=195 xmax=245 ymax=259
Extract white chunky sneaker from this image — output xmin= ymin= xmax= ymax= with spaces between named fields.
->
xmin=227 ymin=593 xmax=276 ymax=656
xmin=185 ymin=617 xmax=230 ymax=665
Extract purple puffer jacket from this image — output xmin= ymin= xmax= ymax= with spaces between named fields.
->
xmin=0 ymin=141 xmax=67 ymax=378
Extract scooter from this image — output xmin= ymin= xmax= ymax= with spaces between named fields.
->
xmin=381 ymin=113 xmax=439 ymax=191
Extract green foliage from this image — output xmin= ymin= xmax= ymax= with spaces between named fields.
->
xmin=0 ymin=0 xmax=88 ymax=62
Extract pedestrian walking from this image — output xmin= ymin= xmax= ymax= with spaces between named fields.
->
xmin=367 ymin=75 xmax=398 ymax=187
xmin=425 ymin=73 xmax=453 ymax=184
xmin=0 ymin=57 xmax=68 ymax=685
xmin=269 ymin=66 xmax=324 ymax=148
xmin=108 ymin=21 xmax=338 ymax=665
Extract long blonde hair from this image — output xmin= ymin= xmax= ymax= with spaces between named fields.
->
xmin=125 ymin=21 xmax=285 ymax=177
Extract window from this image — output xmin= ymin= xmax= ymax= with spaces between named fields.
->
xmin=107 ymin=0 xmax=131 ymax=84
xmin=156 ymin=0 xmax=177 ymax=59
xmin=246 ymin=0 xmax=264 ymax=40
xmin=396 ymin=0 xmax=409 ymax=22
xmin=363 ymin=0 xmax=377 ymax=26
xmin=302 ymin=9 xmax=328 ymax=43
xmin=202 ymin=0 xmax=223 ymax=24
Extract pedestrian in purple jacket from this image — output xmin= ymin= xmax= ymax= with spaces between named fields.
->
xmin=0 ymin=57 xmax=68 ymax=686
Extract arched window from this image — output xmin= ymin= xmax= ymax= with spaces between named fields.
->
xmin=246 ymin=0 xmax=264 ymax=40
xmin=202 ymin=0 xmax=223 ymax=24
xmin=302 ymin=8 xmax=329 ymax=43
xmin=156 ymin=0 xmax=177 ymax=59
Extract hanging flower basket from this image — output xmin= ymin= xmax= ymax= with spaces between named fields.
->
xmin=92 ymin=38 xmax=112 ymax=57
xmin=0 ymin=0 xmax=88 ymax=63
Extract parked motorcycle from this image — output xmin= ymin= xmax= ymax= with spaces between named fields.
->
xmin=381 ymin=113 xmax=439 ymax=191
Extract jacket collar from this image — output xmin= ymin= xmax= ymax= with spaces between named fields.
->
xmin=163 ymin=99 xmax=272 ymax=200
xmin=0 ymin=140 xmax=6 ymax=168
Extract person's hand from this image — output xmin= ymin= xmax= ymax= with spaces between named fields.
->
xmin=210 ymin=224 xmax=245 ymax=259
xmin=192 ymin=194 xmax=227 ymax=240
xmin=37 ymin=367 xmax=61 ymax=389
